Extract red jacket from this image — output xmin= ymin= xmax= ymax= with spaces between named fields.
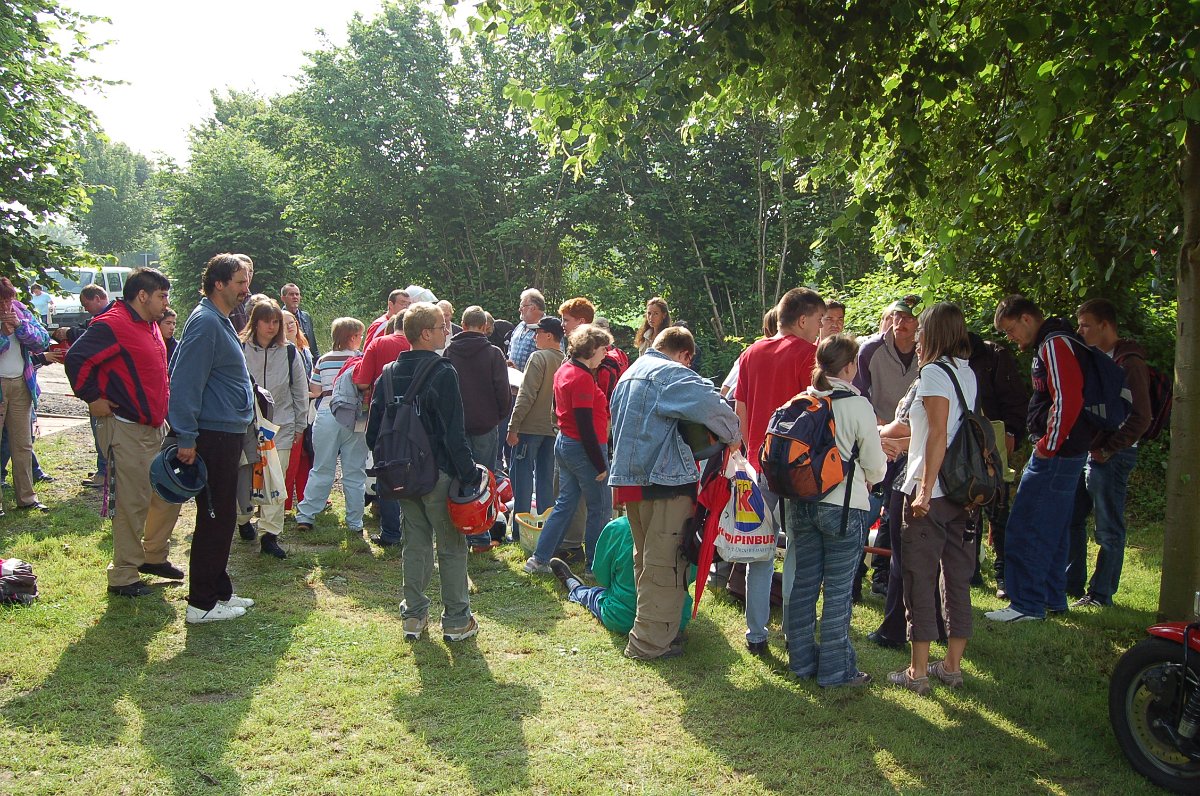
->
xmin=65 ymin=300 xmax=169 ymax=427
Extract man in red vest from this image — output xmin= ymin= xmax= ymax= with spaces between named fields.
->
xmin=67 ymin=268 xmax=177 ymax=596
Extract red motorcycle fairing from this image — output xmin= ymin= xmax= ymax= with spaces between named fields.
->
xmin=1147 ymin=622 xmax=1200 ymax=653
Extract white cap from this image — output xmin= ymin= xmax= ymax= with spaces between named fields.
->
xmin=405 ymin=285 xmax=437 ymax=304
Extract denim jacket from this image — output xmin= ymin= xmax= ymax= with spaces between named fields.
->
xmin=0 ymin=300 xmax=50 ymax=405
xmin=608 ymin=349 xmax=740 ymax=487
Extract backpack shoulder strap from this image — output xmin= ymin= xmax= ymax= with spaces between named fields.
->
xmin=379 ymin=361 xmax=397 ymax=406
xmin=930 ymin=361 xmax=971 ymax=412
xmin=399 ymin=356 xmax=442 ymax=406
xmin=286 ymin=343 xmax=297 ymax=388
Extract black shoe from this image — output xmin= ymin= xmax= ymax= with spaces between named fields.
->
xmin=549 ymin=557 xmax=580 ymax=591
xmin=996 ymin=579 xmax=1007 ymax=600
xmin=108 ymin=581 xmax=152 ymax=598
xmin=238 ymin=522 xmax=256 ymax=541
xmin=16 ymin=502 xmax=49 ymax=512
xmin=370 ymin=534 xmax=400 ymax=547
xmin=260 ymin=533 xmax=287 ymax=559
xmin=747 ymin=640 xmax=768 ymax=657
xmin=870 ymin=581 xmax=888 ymax=597
xmin=138 ymin=561 xmax=184 ymax=580
xmin=35 ymin=474 xmax=55 ymax=483
xmin=555 ymin=546 xmax=585 ymax=566
xmin=867 ymin=630 xmax=906 ymax=649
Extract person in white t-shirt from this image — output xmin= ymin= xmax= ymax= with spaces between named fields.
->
xmin=885 ymin=302 xmax=978 ymax=697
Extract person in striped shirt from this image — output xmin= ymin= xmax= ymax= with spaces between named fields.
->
xmin=295 ymin=318 xmax=368 ymax=535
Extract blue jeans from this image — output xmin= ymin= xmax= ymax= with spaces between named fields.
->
xmin=1004 ymin=452 xmax=1087 ymax=618
xmin=533 ymin=435 xmax=611 ymax=566
xmin=1066 ymin=447 xmax=1138 ymax=603
xmin=568 ymin=584 xmax=606 ymax=623
xmin=746 ymin=480 xmax=791 ymax=644
xmin=785 ymin=501 xmax=867 ymax=686
xmin=296 ymin=410 xmax=368 ymax=530
xmin=510 ymin=433 xmax=556 ymax=540
xmin=377 ymin=497 xmax=402 ymax=544
xmin=466 ymin=431 xmax=500 ymax=546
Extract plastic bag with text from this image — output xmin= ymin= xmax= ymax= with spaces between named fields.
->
xmin=713 ymin=452 xmax=776 ymax=563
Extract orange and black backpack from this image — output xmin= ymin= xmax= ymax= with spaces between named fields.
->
xmin=760 ymin=389 xmax=859 ymax=511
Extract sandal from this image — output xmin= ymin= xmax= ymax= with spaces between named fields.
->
xmin=928 ymin=660 xmax=964 ymax=689
xmin=887 ymin=667 xmax=931 ymax=696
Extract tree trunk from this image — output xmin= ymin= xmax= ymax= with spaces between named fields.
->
xmin=1160 ymin=118 xmax=1200 ymax=620
xmin=774 ymin=168 xmax=789 ymax=305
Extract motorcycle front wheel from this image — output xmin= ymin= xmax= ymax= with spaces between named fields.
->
xmin=1110 ymin=636 xmax=1200 ymax=793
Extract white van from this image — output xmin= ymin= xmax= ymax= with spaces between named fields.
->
xmin=41 ymin=267 xmax=132 ymax=328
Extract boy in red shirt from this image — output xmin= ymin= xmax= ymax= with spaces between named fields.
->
xmin=733 ymin=287 xmax=826 ymax=655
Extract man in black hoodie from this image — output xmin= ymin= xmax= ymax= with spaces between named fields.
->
xmin=444 ymin=305 xmax=511 ymax=550
xmin=966 ymin=332 xmax=1030 ymax=597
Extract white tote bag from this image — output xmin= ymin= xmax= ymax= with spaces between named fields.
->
xmin=714 ymin=451 xmax=776 ymax=563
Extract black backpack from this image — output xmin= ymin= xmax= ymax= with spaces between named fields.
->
xmin=367 ymin=357 xmax=441 ymax=500
xmin=1115 ymin=350 xmax=1174 ymax=441
xmin=931 ymin=362 xmax=1004 ymax=509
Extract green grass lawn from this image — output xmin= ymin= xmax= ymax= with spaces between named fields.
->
xmin=0 ymin=427 xmax=1169 ymax=795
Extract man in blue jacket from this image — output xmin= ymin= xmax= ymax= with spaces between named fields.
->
xmin=608 ymin=326 xmax=740 ymax=660
xmin=169 ymin=253 xmax=256 ymax=624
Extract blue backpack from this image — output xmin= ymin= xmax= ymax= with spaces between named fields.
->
xmin=1048 ymin=333 xmax=1132 ymax=432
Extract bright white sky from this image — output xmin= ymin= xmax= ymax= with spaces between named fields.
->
xmin=69 ymin=1 xmax=420 ymax=163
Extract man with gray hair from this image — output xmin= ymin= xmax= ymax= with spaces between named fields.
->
xmin=508 ymin=289 xmax=546 ymax=371
xmin=438 ymin=300 xmax=463 ymax=337
xmin=280 ymin=283 xmax=318 ymax=358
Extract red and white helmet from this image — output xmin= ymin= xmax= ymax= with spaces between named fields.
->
xmin=447 ymin=464 xmax=498 ymax=536
xmin=495 ymin=474 xmax=514 ymax=504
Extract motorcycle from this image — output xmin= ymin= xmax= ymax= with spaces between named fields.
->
xmin=1110 ymin=591 xmax=1200 ymax=793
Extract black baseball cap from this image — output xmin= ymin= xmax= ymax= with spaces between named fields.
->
xmin=535 ymin=316 xmax=564 ymax=339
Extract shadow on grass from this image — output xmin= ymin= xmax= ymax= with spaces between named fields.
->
xmin=132 ymin=581 xmax=317 ymax=794
xmin=314 ymin=544 xmax=569 ymax=630
xmin=2 ymin=597 xmax=174 ymax=745
xmin=395 ymin=639 xmax=540 ymax=792
xmin=665 ymin=602 xmax=1158 ymax=793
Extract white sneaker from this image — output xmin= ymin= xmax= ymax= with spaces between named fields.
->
xmin=984 ymin=605 xmax=1041 ymax=623
xmin=220 ymin=594 xmax=255 ymax=609
xmin=186 ymin=603 xmax=246 ymax=624
xmin=523 ymin=556 xmax=551 ymax=574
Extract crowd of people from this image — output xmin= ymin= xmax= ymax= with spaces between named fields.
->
xmin=1 ymin=253 xmax=1153 ymax=692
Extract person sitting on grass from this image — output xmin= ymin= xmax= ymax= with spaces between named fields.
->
xmin=550 ymin=516 xmax=696 ymax=638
